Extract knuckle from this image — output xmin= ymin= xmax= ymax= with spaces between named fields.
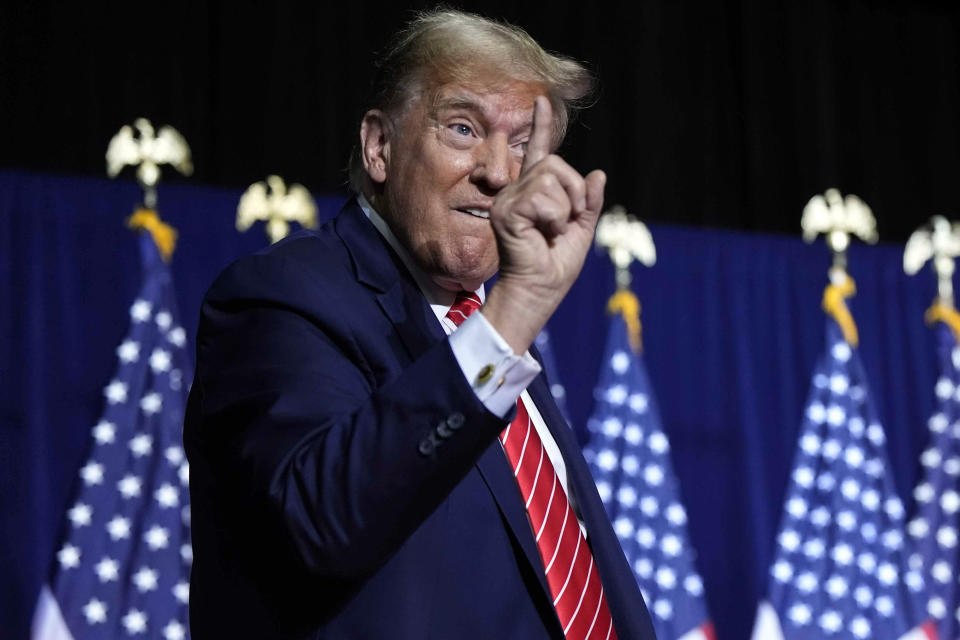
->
xmin=571 ymin=175 xmax=586 ymax=194
xmin=537 ymin=173 xmax=558 ymax=191
xmin=536 ymin=194 xmax=566 ymax=219
xmin=541 ymin=154 xmax=562 ymax=170
xmin=530 ymin=191 xmax=553 ymax=211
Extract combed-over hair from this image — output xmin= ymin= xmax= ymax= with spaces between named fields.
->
xmin=348 ymin=9 xmax=594 ymax=194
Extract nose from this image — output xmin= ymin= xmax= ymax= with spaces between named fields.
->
xmin=470 ymin=134 xmax=512 ymax=193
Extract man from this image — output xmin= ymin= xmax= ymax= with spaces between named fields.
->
xmin=185 ymin=9 xmax=657 ymax=639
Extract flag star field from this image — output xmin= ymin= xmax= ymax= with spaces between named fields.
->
xmin=39 ymin=234 xmax=193 ymax=639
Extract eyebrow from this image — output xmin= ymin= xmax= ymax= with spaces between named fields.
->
xmin=432 ymin=94 xmax=486 ymax=116
xmin=429 ymin=91 xmax=534 ymax=139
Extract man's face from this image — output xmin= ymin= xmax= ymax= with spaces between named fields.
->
xmin=369 ymin=78 xmax=543 ymax=293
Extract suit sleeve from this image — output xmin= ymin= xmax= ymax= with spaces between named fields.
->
xmin=189 ymin=252 xmax=509 ymax=581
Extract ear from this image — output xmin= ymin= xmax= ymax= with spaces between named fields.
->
xmin=360 ymin=109 xmax=391 ymax=185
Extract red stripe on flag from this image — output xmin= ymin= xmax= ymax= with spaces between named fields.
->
xmin=701 ymin=622 xmax=718 ymax=640
xmin=921 ymin=620 xmax=940 ymax=640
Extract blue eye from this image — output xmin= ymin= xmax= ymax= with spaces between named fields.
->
xmin=452 ymin=123 xmax=473 ymax=136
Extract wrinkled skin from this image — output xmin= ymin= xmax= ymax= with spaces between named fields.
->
xmin=361 ymin=77 xmax=605 ymax=353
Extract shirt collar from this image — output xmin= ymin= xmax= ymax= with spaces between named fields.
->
xmin=357 ymin=194 xmax=485 ymax=323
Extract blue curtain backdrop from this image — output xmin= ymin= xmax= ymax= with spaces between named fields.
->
xmin=0 ymin=169 xmax=940 ymax=640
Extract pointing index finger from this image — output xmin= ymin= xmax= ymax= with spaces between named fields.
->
xmin=520 ymin=96 xmax=552 ymax=174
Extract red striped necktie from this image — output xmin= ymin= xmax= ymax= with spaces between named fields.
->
xmin=446 ymin=292 xmax=617 ymax=640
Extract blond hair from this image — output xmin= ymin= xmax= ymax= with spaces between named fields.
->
xmin=348 ymin=9 xmax=594 ymax=193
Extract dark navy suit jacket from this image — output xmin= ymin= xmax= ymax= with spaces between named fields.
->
xmin=183 ymin=199 xmax=657 ymax=639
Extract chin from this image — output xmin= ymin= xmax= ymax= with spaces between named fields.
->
xmin=436 ymin=260 xmax=498 ymax=293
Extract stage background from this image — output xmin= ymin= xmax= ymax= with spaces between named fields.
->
xmin=0 ymin=169 xmax=944 ymax=639
xmin=1 ymin=0 xmax=958 ymax=241
xmin=2 ymin=0 xmax=960 ymax=637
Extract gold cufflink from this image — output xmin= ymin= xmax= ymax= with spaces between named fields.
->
xmin=476 ymin=364 xmax=495 ymax=385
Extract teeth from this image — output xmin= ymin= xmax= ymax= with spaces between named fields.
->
xmin=462 ymin=208 xmax=490 ymax=219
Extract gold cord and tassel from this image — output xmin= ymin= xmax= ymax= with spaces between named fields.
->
xmin=607 ymin=289 xmax=643 ymax=354
xmin=822 ymin=273 xmax=859 ymax=346
xmin=925 ymin=302 xmax=960 ymax=344
xmin=126 ymin=208 xmax=178 ymax=262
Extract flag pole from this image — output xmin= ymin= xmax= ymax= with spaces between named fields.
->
xmin=595 ymin=204 xmax=656 ymax=354
xmin=106 ymin=117 xmax=192 ymax=261
xmin=905 ymin=215 xmax=960 ymax=343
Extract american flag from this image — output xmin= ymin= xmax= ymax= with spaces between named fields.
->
xmin=32 ymin=232 xmax=192 ymax=640
xmin=906 ymin=321 xmax=960 ymax=639
xmin=753 ymin=317 xmax=936 ymax=640
xmin=583 ymin=311 xmax=715 ymax=640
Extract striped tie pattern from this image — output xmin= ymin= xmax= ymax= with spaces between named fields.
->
xmin=446 ymin=292 xmax=617 ymax=640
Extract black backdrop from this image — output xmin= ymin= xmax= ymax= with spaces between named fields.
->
xmin=1 ymin=0 xmax=959 ymax=241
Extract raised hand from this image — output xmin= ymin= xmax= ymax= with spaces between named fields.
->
xmin=482 ymin=96 xmax=606 ymax=354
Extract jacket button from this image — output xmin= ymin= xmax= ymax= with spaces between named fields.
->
xmin=437 ymin=422 xmax=453 ymax=438
xmin=447 ymin=412 xmax=465 ymax=430
xmin=418 ymin=438 xmax=435 ymax=456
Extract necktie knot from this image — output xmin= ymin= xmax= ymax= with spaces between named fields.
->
xmin=445 ymin=291 xmax=482 ymax=327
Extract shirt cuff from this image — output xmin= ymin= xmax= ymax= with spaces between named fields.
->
xmin=448 ymin=311 xmax=542 ymax=419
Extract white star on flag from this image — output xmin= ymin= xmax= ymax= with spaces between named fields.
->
xmin=118 ymin=474 xmax=143 ymax=498
xmin=82 ymin=598 xmax=107 ymax=624
xmin=149 ymin=348 xmax=171 ymax=373
xmin=163 ymin=620 xmax=187 ymax=640
xmin=122 ymin=609 xmax=148 ymax=634
xmin=165 ymin=446 xmax=184 ymax=465
xmin=79 ymin=462 xmax=104 ymax=486
xmin=57 ymin=544 xmax=80 ymax=569
xmin=172 ymin=581 xmax=189 ymax=604
xmin=92 ymin=420 xmax=116 ymax=444
xmin=94 ymin=557 xmax=119 ymax=582
xmin=116 ymin=339 xmax=140 ymax=363
xmin=611 ymin=352 xmax=630 ymax=373
xmin=67 ymin=503 xmax=92 ymax=527
xmin=155 ymin=310 xmax=172 ymax=330
xmin=129 ymin=299 xmax=152 ymax=323
xmin=132 ymin=567 xmax=158 ymax=592
xmin=129 ymin=434 xmax=153 ymax=457
xmin=106 ymin=515 xmax=131 ymax=540
xmin=155 ymin=483 xmax=179 ymax=508
xmin=168 ymin=327 xmax=186 ymax=347
xmin=104 ymin=380 xmax=128 ymax=404
xmin=140 ymin=392 xmax=163 ymax=415
xmin=144 ymin=525 xmax=170 ymax=551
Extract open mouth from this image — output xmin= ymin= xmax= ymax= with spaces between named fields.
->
xmin=455 ymin=208 xmax=490 ymax=220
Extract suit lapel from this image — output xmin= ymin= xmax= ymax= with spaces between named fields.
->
xmin=374 ymin=279 xmax=445 ymax=359
xmin=474 ymin=440 xmax=554 ymax=601
xmin=335 ymin=199 xmax=444 ymax=360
